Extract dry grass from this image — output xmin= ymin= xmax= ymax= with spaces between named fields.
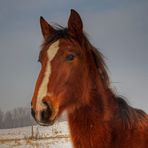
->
xmin=0 ymin=135 xmax=70 ymax=147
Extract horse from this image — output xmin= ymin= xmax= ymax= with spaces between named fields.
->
xmin=31 ymin=9 xmax=148 ymax=148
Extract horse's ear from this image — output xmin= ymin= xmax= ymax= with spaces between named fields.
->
xmin=40 ymin=16 xmax=55 ymax=40
xmin=68 ymin=9 xmax=83 ymax=37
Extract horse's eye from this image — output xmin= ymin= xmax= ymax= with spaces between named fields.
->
xmin=65 ymin=54 xmax=76 ymax=61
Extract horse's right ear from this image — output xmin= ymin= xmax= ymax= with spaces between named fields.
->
xmin=40 ymin=16 xmax=55 ymax=40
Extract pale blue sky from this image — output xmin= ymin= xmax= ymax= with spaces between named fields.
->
xmin=0 ymin=0 xmax=148 ymax=112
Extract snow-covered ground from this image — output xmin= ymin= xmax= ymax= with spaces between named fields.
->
xmin=0 ymin=121 xmax=72 ymax=148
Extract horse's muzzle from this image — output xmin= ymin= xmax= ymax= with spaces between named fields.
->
xmin=31 ymin=100 xmax=55 ymax=126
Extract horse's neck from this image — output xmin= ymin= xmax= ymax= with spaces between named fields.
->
xmin=67 ymin=91 xmax=114 ymax=148
xmin=67 ymin=75 xmax=148 ymax=148
xmin=67 ymin=72 xmax=117 ymax=147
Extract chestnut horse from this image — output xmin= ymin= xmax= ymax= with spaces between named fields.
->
xmin=31 ymin=9 xmax=148 ymax=148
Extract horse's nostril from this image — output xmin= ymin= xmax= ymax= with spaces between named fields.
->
xmin=41 ymin=101 xmax=52 ymax=122
xmin=41 ymin=108 xmax=52 ymax=122
xmin=31 ymin=108 xmax=35 ymax=118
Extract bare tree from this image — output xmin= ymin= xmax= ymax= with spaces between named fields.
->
xmin=3 ymin=111 xmax=13 ymax=128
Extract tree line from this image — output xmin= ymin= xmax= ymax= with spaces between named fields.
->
xmin=0 ymin=107 xmax=66 ymax=129
xmin=0 ymin=107 xmax=35 ymax=129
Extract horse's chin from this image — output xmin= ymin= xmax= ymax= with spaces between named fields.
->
xmin=36 ymin=118 xmax=56 ymax=126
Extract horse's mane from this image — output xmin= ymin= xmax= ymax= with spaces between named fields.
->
xmin=115 ymin=97 xmax=148 ymax=129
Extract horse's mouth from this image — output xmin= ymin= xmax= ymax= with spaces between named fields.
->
xmin=36 ymin=118 xmax=56 ymax=126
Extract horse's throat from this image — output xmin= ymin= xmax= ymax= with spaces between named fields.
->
xmin=67 ymin=104 xmax=111 ymax=148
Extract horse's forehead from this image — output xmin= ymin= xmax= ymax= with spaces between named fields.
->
xmin=47 ymin=39 xmax=72 ymax=59
xmin=47 ymin=40 xmax=60 ymax=60
xmin=45 ymin=39 xmax=80 ymax=60
xmin=59 ymin=39 xmax=79 ymax=50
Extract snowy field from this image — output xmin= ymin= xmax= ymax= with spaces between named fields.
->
xmin=0 ymin=121 xmax=72 ymax=148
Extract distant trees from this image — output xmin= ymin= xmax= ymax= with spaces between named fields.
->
xmin=0 ymin=108 xmax=4 ymax=128
xmin=0 ymin=107 xmax=36 ymax=129
xmin=3 ymin=111 xmax=13 ymax=128
xmin=0 ymin=107 xmax=67 ymax=129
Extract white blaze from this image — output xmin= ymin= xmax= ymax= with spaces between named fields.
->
xmin=36 ymin=40 xmax=60 ymax=115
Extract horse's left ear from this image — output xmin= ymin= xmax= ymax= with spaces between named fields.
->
xmin=68 ymin=9 xmax=83 ymax=37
